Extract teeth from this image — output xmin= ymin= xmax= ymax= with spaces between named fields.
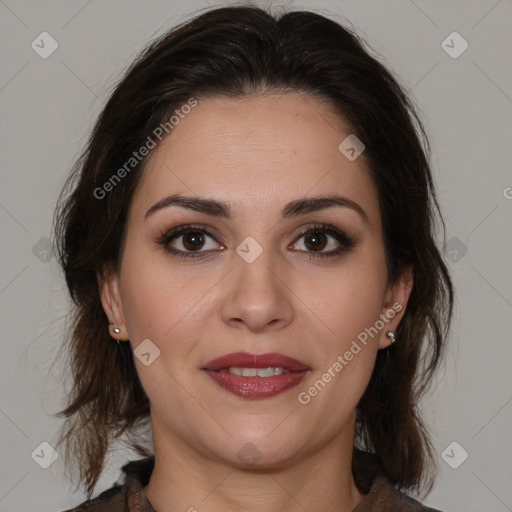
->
xmin=228 ymin=367 xmax=290 ymax=377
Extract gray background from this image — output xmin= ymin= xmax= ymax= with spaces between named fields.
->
xmin=1 ymin=0 xmax=511 ymax=511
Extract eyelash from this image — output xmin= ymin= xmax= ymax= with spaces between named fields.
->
xmin=156 ymin=223 xmax=355 ymax=260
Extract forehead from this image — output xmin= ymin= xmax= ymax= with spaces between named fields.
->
xmin=130 ymin=93 xmax=379 ymax=224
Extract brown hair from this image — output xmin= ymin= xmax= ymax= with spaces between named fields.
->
xmin=52 ymin=4 xmax=453 ymax=499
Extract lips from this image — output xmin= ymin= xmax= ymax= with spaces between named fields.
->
xmin=202 ymin=352 xmax=310 ymax=372
xmin=201 ymin=352 xmax=310 ymax=399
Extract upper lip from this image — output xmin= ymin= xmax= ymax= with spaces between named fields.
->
xmin=202 ymin=352 xmax=310 ymax=371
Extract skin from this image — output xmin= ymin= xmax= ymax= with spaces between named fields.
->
xmin=99 ymin=93 xmax=413 ymax=512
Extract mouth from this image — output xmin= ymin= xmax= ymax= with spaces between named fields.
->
xmin=201 ymin=352 xmax=310 ymax=399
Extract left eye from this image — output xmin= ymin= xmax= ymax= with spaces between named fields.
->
xmin=290 ymin=228 xmax=345 ymax=254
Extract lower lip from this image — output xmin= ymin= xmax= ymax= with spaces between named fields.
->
xmin=202 ymin=369 xmax=309 ymax=399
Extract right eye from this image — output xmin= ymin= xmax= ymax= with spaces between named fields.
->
xmin=158 ymin=225 xmax=224 ymax=258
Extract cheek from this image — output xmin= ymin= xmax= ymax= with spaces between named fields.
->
xmin=310 ymin=258 xmax=388 ymax=346
xmin=118 ymin=243 xmax=211 ymax=343
xmin=297 ymin=285 xmax=381 ymax=438
xmin=295 ymin=254 xmax=387 ymax=413
xmin=311 ymin=280 xmax=382 ymax=387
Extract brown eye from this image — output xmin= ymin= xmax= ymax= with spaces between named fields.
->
xmin=181 ymin=231 xmax=206 ymax=251
xmin=289 ymin=223 xmax=355 ymax=259
xmin=158 ymin=225 xmax=223 ymax=258
xmin=303 ymin=231 xmax=328 ymax=252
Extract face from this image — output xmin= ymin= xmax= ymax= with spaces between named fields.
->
xmin=100 ymin=92 xmax=412 ymax=467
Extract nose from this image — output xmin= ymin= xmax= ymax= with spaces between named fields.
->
xmin=220 ymin=248 xmax=294 ymax=333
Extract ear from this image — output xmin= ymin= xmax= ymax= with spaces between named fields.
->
xmin=97 ymin=267 xmax=129 ymax=340
xmin=377 ymin=265 xmax=413 ymax=349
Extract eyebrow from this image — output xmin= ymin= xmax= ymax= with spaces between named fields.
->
xmin=145 ymin=193 xmax=369 ymax=224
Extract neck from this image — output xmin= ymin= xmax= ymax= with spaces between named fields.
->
xmin=143 ymin=414 xmax=365 ymax=512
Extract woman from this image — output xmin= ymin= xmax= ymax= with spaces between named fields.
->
xmin=53 ymin=5 xmax=454 ymax=511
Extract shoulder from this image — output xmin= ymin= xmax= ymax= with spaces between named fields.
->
xmin=352 ymin=449 xmax=444 ymax=512
xmin=61 ymin=483 xmax=130 ymax=511
xmin=60 ymin=456 xmax=154 ymax=512
xmin=358 ymin=475 xmax=443 ymax=511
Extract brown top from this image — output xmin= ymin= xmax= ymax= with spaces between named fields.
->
xmin=62 ymin=449 xmax=442 ymax=512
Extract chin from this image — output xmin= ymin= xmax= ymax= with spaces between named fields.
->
xmin=203 ymin=432 xmax=307 ymax=469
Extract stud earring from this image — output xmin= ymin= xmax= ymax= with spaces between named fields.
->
xmin=386 ymin=331 xmax=396 ymax=344
xmin=110 ymin=325 xmax=122 ymax=345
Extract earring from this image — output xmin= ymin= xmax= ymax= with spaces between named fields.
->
xmin=386 ymin=331 xmax=396 ymax=344
xmin=110 ymin=326 xmax=122 ymax=346
xmin=110 ymin=325 xmax=122 ymax=345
